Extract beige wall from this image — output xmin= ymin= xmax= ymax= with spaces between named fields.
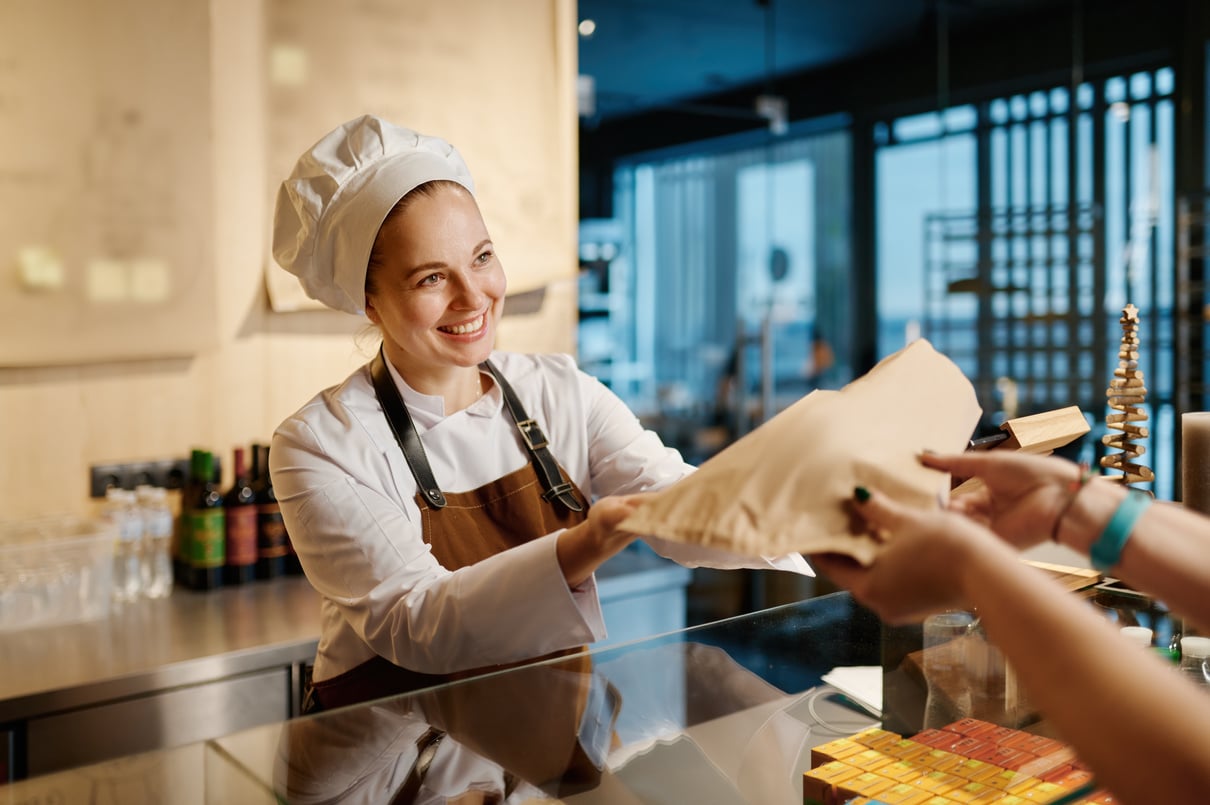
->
xmin=0 ymin=0 xmax=578 ymax=519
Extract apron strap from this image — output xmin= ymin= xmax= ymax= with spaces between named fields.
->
xmin=482 ymin=360 xmax=585 ymax=513
xmin=389 ymin=727 xmax=445 ymax=804
xmin=370 ymin=347 xmax=447 ymax=508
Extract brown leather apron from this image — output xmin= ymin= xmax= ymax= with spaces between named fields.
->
xmin=310 ymin=349 xmax=590 ymax=711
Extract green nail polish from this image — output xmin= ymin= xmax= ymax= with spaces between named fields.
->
xmin=854 ymin=486 xmax=871 ymax=503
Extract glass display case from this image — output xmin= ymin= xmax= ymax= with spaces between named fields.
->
xmin=4 ymin=593 xmax=883 ymax=803
xmin=5 ymin=586 xmax=1139 ymax=803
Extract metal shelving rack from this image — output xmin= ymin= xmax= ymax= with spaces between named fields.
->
xmin=923 ymin=203 xmax=1107 ymax=429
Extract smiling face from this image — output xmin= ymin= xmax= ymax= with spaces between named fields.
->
xmin=364 ymin=182 xmax=506 ymax=392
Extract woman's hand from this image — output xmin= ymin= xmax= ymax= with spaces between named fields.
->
xmin=924 ymin=450 xmax=1085 ymax=550
xmin=811 ymin=486 xmax=1012 ymax=624
xmin=556 ymin=494 xmax=645 ymax=587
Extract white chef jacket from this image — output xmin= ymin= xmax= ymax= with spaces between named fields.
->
xmin=271 ymin=351 xmax=812 ymax=682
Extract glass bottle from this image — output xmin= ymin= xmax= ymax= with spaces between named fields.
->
xmin=185 ymin=450 xmax=225 ymax=591
xmin=921 ymin=610 xmax=977 ymax=729
xmin=224 ymin=447 xmax=258 ymax=585
xmin=175 ymin=448 xmax=205 ymax=587
xmin=251 ymin=443 xmax=287 ymax=580
xmin=137 ymin=485 xmax=174 ymax=599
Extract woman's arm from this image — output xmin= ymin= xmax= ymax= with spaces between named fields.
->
xmin=924 ymin=450 xmax=1210 ymax=633
xmin=814 ymin=490 xmax=1210 ymax=804
xmin=1057 ymin=480 xmax=1210 ymax=635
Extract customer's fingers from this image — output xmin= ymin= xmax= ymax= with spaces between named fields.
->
xmin=851 ymin=486 xmax=914 ymax=534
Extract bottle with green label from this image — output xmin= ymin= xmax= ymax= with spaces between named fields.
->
xmin=186 ymin=450 xmax=225 ymax=591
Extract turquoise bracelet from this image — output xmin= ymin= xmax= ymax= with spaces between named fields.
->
xmin=1089 ymin=489 xmax=1154 ymax=572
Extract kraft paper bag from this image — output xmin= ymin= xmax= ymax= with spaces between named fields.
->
xmin=620 ymin=339 xmax=982 ymax=565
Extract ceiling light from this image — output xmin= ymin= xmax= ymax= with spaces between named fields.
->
xmin=578 ymin=19 xmax=596 ymax=38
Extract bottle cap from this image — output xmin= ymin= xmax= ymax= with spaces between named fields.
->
xmin=1120 ymin=626 xmax=1153 ymax=648
xmin=1181 ymin=636 xmax=1210 ymax=659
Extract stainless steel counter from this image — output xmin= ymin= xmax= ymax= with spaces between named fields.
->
xmin=0 ymin=575 xmax=322 ymax=723
xmin=0 ymin=550 xmax=692 ymax=781
xmin=0 ymin=576 xmax=322 ymax=779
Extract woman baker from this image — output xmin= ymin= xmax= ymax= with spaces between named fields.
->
xmin=270 ymin=114 xmax=812 ymax=712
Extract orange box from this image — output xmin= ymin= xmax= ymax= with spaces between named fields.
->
xmin=913 ymin=729 xmax=965 ymax=751
xmin=1044 ymin=767 xmax=1094 ymax=789
xmin=802 ymin=760 xmax=861 ymax=805
xmin=949 ymin=737 xmax=993 ymax=758
xmin=810 ymin=737 xmax=864 ymax=768
xmin=984 ymin=724 xmax=1021 ymax=744
xmin=946 ymin=718 xmax=998 ymax=738
xmin=1037 ymin=763 xmax=1072 ymax=782
xmin=1018 ymin=747 xmax=1075 ymax=779
xmin=972 ymin=744 xmax=1030 ymax=771
xmin=1011 ymin=734 xmax=1065 ymax=756
xmin=997 ymin=731 xmax=1040 ymax=751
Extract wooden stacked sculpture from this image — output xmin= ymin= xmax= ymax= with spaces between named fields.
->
xmin=1100 ymin=303 xmax=1155 ymax=486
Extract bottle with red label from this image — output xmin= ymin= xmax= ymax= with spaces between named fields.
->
xmin=251 ymin=443 xmax=289 ymax=580
xmin=223 ymin=446 xmax=258 ymax=585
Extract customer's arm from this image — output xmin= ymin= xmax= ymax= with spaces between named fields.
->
xmin=1056 ymin=479 xmax=1210 ymax=634
xmin=924 ymin=450 xmax=1210 ymax=633
xmin=813 ymin=491 xmax=1210 ymax=804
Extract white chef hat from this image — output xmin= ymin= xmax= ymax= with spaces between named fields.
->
xmin=272 ymin=114 xmax=475 ymax=315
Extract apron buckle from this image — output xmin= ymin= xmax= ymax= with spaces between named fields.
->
xmin=517 ymin=419 xmax=549 ymax=450
xmin=542 ymin=481 xmax=584 ymax=511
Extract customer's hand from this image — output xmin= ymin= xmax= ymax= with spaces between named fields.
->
xmin=923 ymin=451 xmax=1085 ymax=549
xmin=811 ymin=486 xmax=1012 ymax=624
xmin=557 ymin=494 xmax=644 ymax=587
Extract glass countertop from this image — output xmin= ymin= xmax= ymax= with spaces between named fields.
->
xmin=6 ymin=592 xmax=884 ymax=804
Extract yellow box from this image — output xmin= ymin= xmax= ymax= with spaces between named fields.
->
xmin=881 ymin=759 xmax=928 ymax=783
xmin=877 ymin=782 xmax=935 ymax=804
xmin=810 ymin=738 xmax=864 ymax=768
xmin=802 ymin=760 xmax=860 ymax=804
xmin=946 ymin=780 xmax=995 ymax=803
xmin=915 ymin=771 xmax=965 ymax=795
xmin=953 ymin=757 xmax=1000 ymax=783
xmin=849 ymin=749 xmax=895 ymax=772
xmin=836 ymin=772 xmax=896 ymax=799
xmin=886 ymin=738 xmax=933 ymax=762
xmin=919 ymin=749 xmax=965 ymax=773
xmin=1019 ymin=781 xmax=1073 ymax=801
xmin=852 ymin=727 xmax=903 ymax=751
xmin=984 ymin=768 xmax=1040 ymax=794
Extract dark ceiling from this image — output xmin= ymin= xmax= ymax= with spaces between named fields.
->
xmin=576 ymin=0 xmax=1076 ymax=123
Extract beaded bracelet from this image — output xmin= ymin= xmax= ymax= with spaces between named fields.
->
xmin=1090 ymin=488 xmax=1154 ymax=572
xmin=1050 ymin=463 xmax=1096 ymax=543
